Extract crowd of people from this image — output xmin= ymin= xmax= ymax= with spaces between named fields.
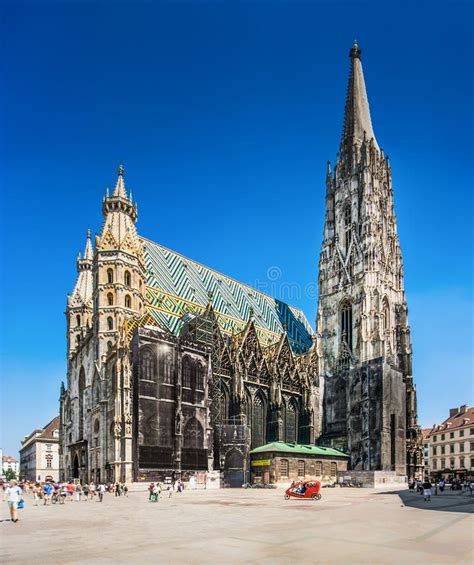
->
xmin=408 ymin=477 xmax=474 ymax=501
xmin=1 ymin=479 xmax=130 ymax=521
xmin=148 ymin=479 xmax=185 ymax=502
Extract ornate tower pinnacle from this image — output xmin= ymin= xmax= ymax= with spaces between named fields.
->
xmin=340 ymin=40 xmax=379 ymax=166
xmin=103 ymin=163 xmax=137 ymax=223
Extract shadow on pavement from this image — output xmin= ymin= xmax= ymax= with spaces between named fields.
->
xmin=379 ymin=489 xmax=474 ymax=514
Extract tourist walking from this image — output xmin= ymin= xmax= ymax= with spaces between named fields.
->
xmin=148 ymin=483 xmax=154 ymax=501
xmin=89 ymin=481 xmax=96 ymax=500
xmin=98 ymin=483 xmax=106 ymax=502
xmin=422 ymin=479 xmax=432 ymax=502
xmin=3 ymin=480 xmax=23 ymax=523
xmin=75 ymin=483 xmax=82 ymax=502
xmin=32 ymin=484 xmax=40 ymax=506
xmin=43 ymin=482 xmax=54 ymax=505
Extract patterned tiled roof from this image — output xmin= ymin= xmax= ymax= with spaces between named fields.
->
xmin=141 ymin=237 xmax=314 ymax=353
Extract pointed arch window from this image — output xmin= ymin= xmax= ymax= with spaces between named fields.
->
xmin=76 ymin=314 xmax=81 ymax=327
xmin=141 ymin=348 xmax=155 ymax=381
xmin=183 ymin=357 xmax=192 ymax=388
xmin=107 ymin=317 xmax=113 ymax=331
xmin=344 ymin=203 xmax=352 ymax=252
xmin=107 ymin=269 xmax=114 ymax=284
xmin=382 ymin=297 xmax=390 ymax=334
xmin=183 ymin=418 xmax=204 ymax=449
xmin=162 ymin=352 xmax=173 ymax=384
xmin=340 ymin=301 xmax=353 ymax=352
xmin=107 ymin=293 xmax=114 ymax=306
xmin=124 ymin=270 xmax=131 ymax=287
xmin=125 ymin=294 xmax=132 ymax=309
xmin=284 ymin=398 xmax=297 ymax=443
xmin=251 ymin=393 xmax=266 ymax=449
xmin=196 ymin=363 xmax=204 ymax=391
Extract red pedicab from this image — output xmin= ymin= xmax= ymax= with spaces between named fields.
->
xmin=284 ymin=480 xmax=322 ymax=501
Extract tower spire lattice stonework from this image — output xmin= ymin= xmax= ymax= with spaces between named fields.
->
xmin=317 ymin=43 xmax=423 ymax=478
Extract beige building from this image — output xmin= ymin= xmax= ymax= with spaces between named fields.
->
xmin=20 ymin=416 xmax=60 ymax=482
xmin=428 ymin=405 xmax=474 ymax=480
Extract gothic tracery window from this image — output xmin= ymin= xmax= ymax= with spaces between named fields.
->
xmin=183 ymin=418 xmax=204 ymax=449
xmin=107 ymin=317 xmax=113 ymax=331
xmin=251 ymin=393 xmax=266 ymax=449
xmin=141 ymin=349 xmax=155 ymax=380
xmin=183 ymin=357 xmax=192 ymax=388
xmin=124 ymin=270 xmax=131 ymax=287
xmin=284 ymin=398 xmax=297 ymax=443
xmin=344 ymin=203 xmax=352 ymax=252
xmin=196 ymin=363 xmax=204 ymax=391
xmin=125 ymin=294 xmax=132 ymax=309
xmin=340 ymin=301 xmax=353 ymax=351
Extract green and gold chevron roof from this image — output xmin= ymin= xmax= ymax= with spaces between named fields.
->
xmin=141 ymin=237 xmax=314 ymax=353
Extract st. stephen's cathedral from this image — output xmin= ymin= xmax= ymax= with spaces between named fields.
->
xmin=59 ymin=43 xmax=424 ymax=485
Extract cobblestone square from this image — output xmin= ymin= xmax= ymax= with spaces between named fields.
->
xmin=1 ymin=487 xmax=473 ymax=564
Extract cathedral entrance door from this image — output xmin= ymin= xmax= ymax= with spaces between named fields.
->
xmin=73 ymin=454 xmax=79 ymax=479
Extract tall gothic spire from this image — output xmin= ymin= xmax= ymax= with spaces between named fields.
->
xmin=340 ymin=41 xmax=379 ymax=156
xmin=113 ymin=163 xmax=128 ymax=199
xmin=83 ymin=228 xmax=93 ymax=261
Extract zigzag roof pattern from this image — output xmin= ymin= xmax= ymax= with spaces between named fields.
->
xmin=141 ymin=237 xmax=314 ymax=353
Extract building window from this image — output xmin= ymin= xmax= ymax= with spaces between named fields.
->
xmin=315 ymin=461 xmax=322 ymax=476
xmin=471 ymin=458 xmax=474 ymax=469
xmin=280 ymin=459 xmax=289 ymax=478
xmin=441 ymin=434 xmax=445 ymax=440
xmin=432 ymin=446 xmax=437 ymax=456
xmin=124 ymin=270 xmax=131 ymax=286
xmin=460 ymin=430 xmax=464 ymax=437
xmin=46 ymin=444 xmax=52 ymax=452
xmin=107 ymin=317 xmax=113 ymax=331
xmin=107 ymin=269 xmax=114 ymax=284
xmin=284 ymin=399 xmax=297 ymax=443
xmin=107 ymin=293 xmax=114 ymax=306
xmin=432 ymin=460 xmax=437 ymax=470
xmin=183 ymin=358 xmax=192 ymax=388
xmin=450 ymin=444 xmax=454 ymax=454
xmin=162 ymin=352 xmax=173 ymax=385
xmin=450 ymin=432 xmax=454 ymax=439
xmin=441 ymin=446 xmax=445 ymax=455
xmin=343 ymin=203 xmax=352 ymax=251
xmin=141 ymin=349 xmax=155 ymax=380
xmin=340 ymin=301 xmax=353 ymax=351
xmin=76 ymin=314 xmax=81 ymax=327
xmin=470 ymin=428 xmax=474 ymax=435
xmin=125 ymin=294 xmax=132 ymax=309
xmin=470 ymin=442 xmax=474 ymax=451
xmin=450 ymin=458 xmax=455 ymax=468
xmin=441 ymin=458 xmax=445 ymax=469
xmin=432 ymin=436 xmax=437 ymax=442
xmin=460 ymin=457 xmax=465 ymax=468
xmin=196 ymin=364 xmax=204 ymax=391
xmin=297 ymin=460 xmax=305 ymax=477
xmin=251 ymin=393 xmax=266 ymax=449
xmin=460 ymin=443 xmax=464 ymax=452
xmin=330 ymin=462 xmax=337 ymax=477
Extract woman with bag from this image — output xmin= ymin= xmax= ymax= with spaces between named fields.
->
xmin=3 ymin=480 xmax=23 ymax=523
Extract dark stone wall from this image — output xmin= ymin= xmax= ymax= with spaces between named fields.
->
xmin=322 ymin=358 xmax=406 ymax=474
xmin=132 ymin=329 xmax=211 ymax=479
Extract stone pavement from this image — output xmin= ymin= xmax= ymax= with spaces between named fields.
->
xmin=1 ymin=487 xmax=473 ymax=564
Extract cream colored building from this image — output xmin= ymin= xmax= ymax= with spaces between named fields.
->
xmin=20 ymin=416 xmax=60 ymax=482
xmin=428 ymin=406 xmax=474 ymax=480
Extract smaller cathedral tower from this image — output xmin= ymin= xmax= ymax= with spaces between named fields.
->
xmin=93 ymin=164 xmax=147 ymax=360
xmin=66 ymin=230 xmax=94 ymax=358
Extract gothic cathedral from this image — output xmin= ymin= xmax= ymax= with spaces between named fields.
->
xmin=59 ymin=43 xmax=423 ymax=485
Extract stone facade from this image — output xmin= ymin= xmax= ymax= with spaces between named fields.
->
xmin=316 ymin=42 xmax=423 ymax=477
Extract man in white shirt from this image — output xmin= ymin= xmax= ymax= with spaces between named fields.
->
xmin=3 ymin=480 xmax=23 ymax=523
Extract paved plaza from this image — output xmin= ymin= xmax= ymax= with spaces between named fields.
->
xmin=1 ymin=486 xmax=473 ymax=564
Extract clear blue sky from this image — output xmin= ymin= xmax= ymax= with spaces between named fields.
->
xmin=1 ymin=1 xmax=473 ymax=457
